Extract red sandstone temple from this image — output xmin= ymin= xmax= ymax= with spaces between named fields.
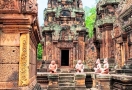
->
xmin=42 ymin=0 xmax=88 ymax=68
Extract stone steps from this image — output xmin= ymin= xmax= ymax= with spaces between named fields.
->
xmin=58 ymin=73 xmax=75 ymax=89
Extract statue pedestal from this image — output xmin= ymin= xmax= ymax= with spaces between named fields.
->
xmin=48 ymin=74 xmax=59 ymax=90
xmin=75 ymin=73 xmax=86 ymax=90
xmin=91 ymin=73 xmax=96 ymax=88
xmin=96 ymin=74 xmax=111 ymax=90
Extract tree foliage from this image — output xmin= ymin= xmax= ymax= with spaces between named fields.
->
xmin=84 ymin=7 xmax=96 ymax=38
xmin=37 ymin=43 xmax=43 ymax=60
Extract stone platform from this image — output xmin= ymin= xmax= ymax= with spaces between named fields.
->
xmin=37 ymin=72 xmax=132 ymax=90
xmin=37 ymin=72 xmax=94 ymax=90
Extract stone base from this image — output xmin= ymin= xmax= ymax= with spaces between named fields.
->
xmin=96 ymin=74 xmax=111 ymax=90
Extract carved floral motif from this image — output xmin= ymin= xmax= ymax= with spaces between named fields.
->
xmin=0 ymin=0 xmax=16 ymax=9
xmin=19 ymin=34 xmax=29 ymax=86
xmin=57 ymin=42 xmax=73 ymax=48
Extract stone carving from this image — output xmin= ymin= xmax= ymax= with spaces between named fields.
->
xmin=57 ymin=42 xmax=73 ymax=48
xmin=42 ymin=0 xmax=87 ymax=68
xmin=75 ymin=60 xmax=84 ymax=73
xmin=46 ymin=42 xmax=52 ymax=60
xmin=20 ymin=0 xmax=26 ymax=13
xmin=115 ymin=44 xmax=122 ymax=68
xmin=101 ymin=58 xmax=109 ymax=74
xmin=26 ymin=0 xmax=38 ymax=14
xmin=0 ymin=33 xmax=20 ymax=46
xmin=19 ymin=34 xmax=29 ymax=86
xmin=94 ymin=59 xmax=102 ymax=73
xmin=0 ymin=0 xmax=18 ymax=10
xmin=48 ymin=60 xmax=57 ymax=73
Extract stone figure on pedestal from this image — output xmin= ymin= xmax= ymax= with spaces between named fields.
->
xmin=49 ymin=60 xmax=57 ymax=73
xmin=101 ymin=58 xmax=109 ymax=74
xmin=75 ymin=60 xmax=84 ymax=73
xmin=94 ymin=58 xmax=102 ymax=73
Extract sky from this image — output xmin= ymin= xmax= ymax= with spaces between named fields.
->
xmin=37 ymin=0 xmax=97 ymax=26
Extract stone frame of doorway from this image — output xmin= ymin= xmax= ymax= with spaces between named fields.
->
xmin=60 ymin=49 xmax=70 ymax=67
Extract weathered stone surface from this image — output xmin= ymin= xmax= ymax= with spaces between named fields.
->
xmin=48 ymin=74 xmax=59 ymax=88
xmin=96 ymin=74 xmax=111 ymax=90
xmin=0 ymin=33 xmax=20 ymax=46
xmin=75 ymin=73 xmax=86 ymax=88
xmin=0 ymin=82 xmax=18 ymax=89
xmin=29 ymin=64 xmax=36 ymax=78
xmin=0 ymin=46 xmax=19 ymax=64
xmin=0 ymin=64 xmax=18 ymax=82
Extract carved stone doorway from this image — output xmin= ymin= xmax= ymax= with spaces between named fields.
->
xmin=61 ymin=50 xmax=69 ymax=66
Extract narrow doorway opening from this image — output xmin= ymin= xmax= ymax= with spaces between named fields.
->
xmin=61 ymin=50 xmax=69 ymax=66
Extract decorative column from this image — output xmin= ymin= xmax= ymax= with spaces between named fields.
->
xmin=19 ymin=33 xmax=30 ymax=86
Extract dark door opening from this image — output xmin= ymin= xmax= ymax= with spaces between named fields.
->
xmin=61 ymin=50 xmax=69 ymax=66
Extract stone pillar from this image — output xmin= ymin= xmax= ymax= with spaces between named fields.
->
xmin=45 ymin=33 xmax=52 ymax=60
xmin=78 ymin=31 xmax=86 ymax=61
xmin=73 ymin=45 xmax=76 ymax=67
xmin=75 ymin=73 xmax=86 ymax=90
xmin=91 ymin=73 xmax=96 ymax=88
xmin=48 ymin=74 xmax=59 ymax=90
xmin=19 ymin=33 xmax=30 ymax=87
xmin=0 ymin=32 xmax=20 ymax=89
xmin=105 ymin=25 xmax=113 ymax=58
xmin=96 ymin=74 xmax=111 ymax=90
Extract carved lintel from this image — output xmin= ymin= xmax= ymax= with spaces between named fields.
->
xmin=57 ymin=42 xmax=73 ymax=48
xmin=19 ymin=33 xmax=29 ymax=86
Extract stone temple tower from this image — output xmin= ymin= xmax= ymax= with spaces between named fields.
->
xmin=42 ymin=0 xmax=88 ymax=68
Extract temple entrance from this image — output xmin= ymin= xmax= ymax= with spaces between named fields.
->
xmin=61 ymin=50 xmax=69 ymax=66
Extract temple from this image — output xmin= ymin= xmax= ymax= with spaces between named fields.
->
xmin=0 ymin=0 xmax=132 ymax=90
xmin=42 ymin=0 xmax=88 ymax=68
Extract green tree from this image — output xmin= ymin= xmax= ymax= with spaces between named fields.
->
xmin=85 ymin=7 xmax=96 ymax=38
xmin=37 ymin=43 xmax=43 ymax=60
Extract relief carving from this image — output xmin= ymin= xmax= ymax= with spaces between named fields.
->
xmin=115 ymin=44 xmax=122 ymax=68
xmin=46 ymin=42 xmax=52 ymax=60
xmin=26 ymin=0 xmax=38 ymax=14
xmin=57 ymin=42 xmax=73 ymax=48
xmin=0 ymin=33 xmax=20 ymax=46
xmin=19 ymin=34 xmax=29 ymax=86
xmin=0 ymin=0 xmax=19 ymax=12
